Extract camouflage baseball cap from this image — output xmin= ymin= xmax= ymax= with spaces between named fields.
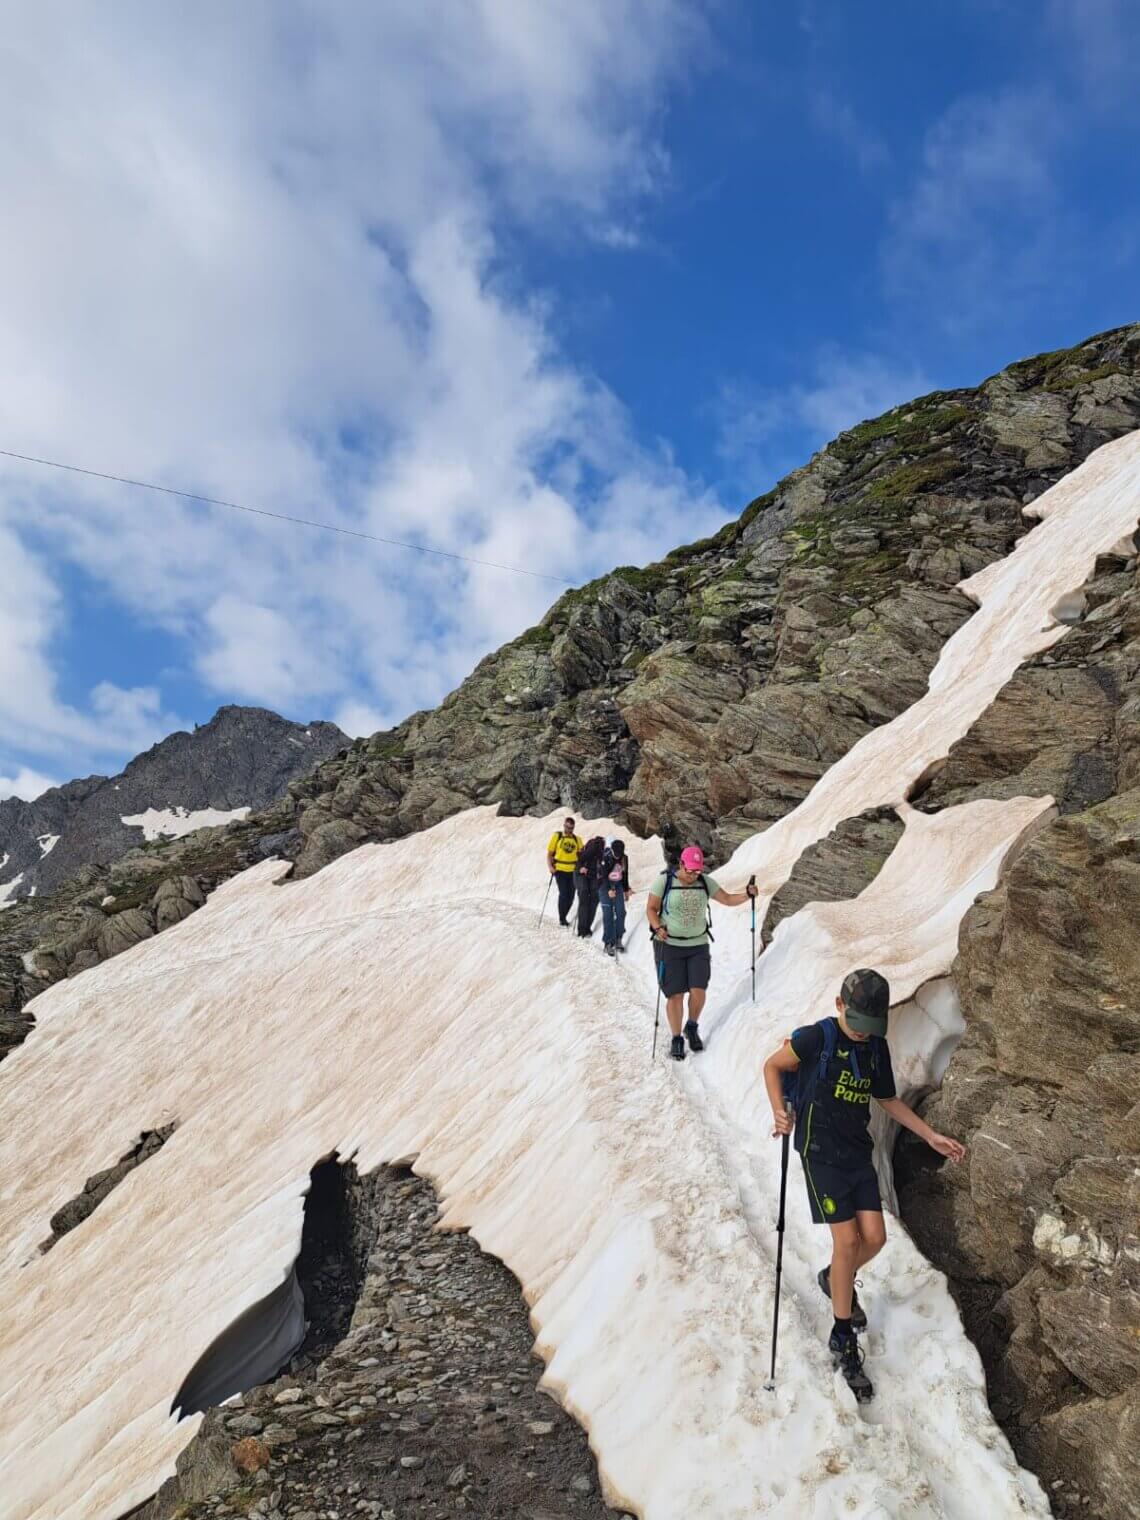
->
xmin=840 ymin=968 xmax=890 ymax=1035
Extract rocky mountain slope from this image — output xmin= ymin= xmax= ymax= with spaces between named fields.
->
xmin=3 ymin=322 xmax=1139 ymax=1518
xmin=0 ymin=706 xmax=345 ymax=905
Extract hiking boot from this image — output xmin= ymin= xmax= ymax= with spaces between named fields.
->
xmin=605 ymin=943 xmax=616 ymax=957
xmin=669 ymin=1035 xmax=686 ymax=1061
xmin=818 ymin=1265 xmax=867 ymax=1331
xmin=828 ymin=1327 xmax=873 ymax=1402
xmin=616 ymin=939 xmax=626 ymax=953
xmin=683 ymin=1018 xmax=704 ymax=1052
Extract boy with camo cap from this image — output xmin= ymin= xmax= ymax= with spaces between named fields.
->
xmin=762 ymin=968 xmax=966 ymax=1401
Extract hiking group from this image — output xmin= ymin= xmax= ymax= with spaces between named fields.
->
xmin=543 ymin=821 xmax=968 ymax=1404
xmin=545 ymin=817 xmax=631 ymax=955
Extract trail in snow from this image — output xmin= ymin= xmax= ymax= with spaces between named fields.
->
xmin=0 ymin=430 xmax=1137 ymax=1520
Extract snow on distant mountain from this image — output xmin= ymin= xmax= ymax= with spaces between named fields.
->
xmin=0 ymin=708 xmax=346 ymax=906
xmin=119 ymin=806 xmax=252 ymax=841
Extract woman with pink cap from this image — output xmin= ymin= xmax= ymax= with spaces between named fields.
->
xmin=646 ymin=844 xmax=758 ymax=1061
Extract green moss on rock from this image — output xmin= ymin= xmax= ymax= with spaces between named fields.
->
xmin=866 ymin=453 xmax=965 ymax=505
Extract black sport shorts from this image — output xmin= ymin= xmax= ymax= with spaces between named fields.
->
xmin=800 ymin=1156 xmax=881 ymax=1225
xmin=657 ymin=941 xmax=711 ymax=997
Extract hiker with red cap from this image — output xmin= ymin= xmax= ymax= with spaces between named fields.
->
xmin=646 ymin=844 xmax=757 ymax=1061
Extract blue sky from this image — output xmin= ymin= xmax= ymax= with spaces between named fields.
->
xmin=1 ymin=0 xmax=1138 ymax=799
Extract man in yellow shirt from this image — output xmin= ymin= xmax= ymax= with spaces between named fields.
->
xmin=546 ymin=816 xmax=583 ymax=926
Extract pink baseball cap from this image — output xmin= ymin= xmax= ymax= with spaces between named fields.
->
xmin=679 ymin=845 xmax=705 ymax=871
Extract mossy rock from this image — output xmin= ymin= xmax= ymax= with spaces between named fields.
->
xmin=865 ymin=453 xmax=965 ymax=505
xmin=509 ymin=623 xmax=555 ymax=651
xmin=1037 ymin=361 xmax=1125 ymax=393
xmin=830 ymin=398 xmax=973 ymax=464
xmin=739 ymin=489 xmax=778 ymax=531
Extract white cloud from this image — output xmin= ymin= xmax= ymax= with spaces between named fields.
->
xmin=0 ymin=2 xmax=722 ymax=775
xmin=883 ymin=90 xmax=1065 ymax=324
xmin=0 ymin=523 xmax=180 ymax=762
xmin=334 ymin=702 xmax=388 ymax=741
xmin=1045 ymin=0 xmax=1140 ymax=95
xmin=0 ymin=767 xmax=60 ymax=803
xmin=716 ymin=350 xmax=932 ymax=490
xmin=808 ymin=90 xmax=889 ymax=173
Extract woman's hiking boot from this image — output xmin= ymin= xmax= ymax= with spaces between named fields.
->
xmin=818 ymin=1265 xmax=867 ymax=1330
xmin=605 ymin=943 xmax=616 ymax=957
xmin=683 ymin=1018 xmax=704 ymax=1052
xmin=669 ymin=1035 xmax=686 ymax=1061
xmin=828 ymin=1327 xmax=873 ymax=1403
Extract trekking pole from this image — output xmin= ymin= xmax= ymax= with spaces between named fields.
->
xmin=651 ymin=942 xmax=665 ymax=1060
xmin=749 ymin=874 xmax=757 ymax=1002
xmin=765 ymin=1129 xmax=791 ymax=1390
xmin=539 ymin=873 xmax=553 ymax=925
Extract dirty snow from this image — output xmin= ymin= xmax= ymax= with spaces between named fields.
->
xmin=36 ymin=834 xmax=59 ymax=857
xmin=1 ymin=431 xmax=1138 ymax=1520
xmin=0 ymin=870 xmax=25 ymax=910
xmin=120 ymin=806 xmax=251 ymax=841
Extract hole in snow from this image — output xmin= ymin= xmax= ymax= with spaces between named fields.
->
xmin=40 ymin=1123 xmax=178 ymax=1254
xmin=172 ymin=1154 xmax=366 ymax=1418
xmin=904 ymin=757 xmax=947 ymax=806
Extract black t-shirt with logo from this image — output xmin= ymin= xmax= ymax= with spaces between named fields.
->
xmin=790 ymin=1018 xmax=896 ymax=1169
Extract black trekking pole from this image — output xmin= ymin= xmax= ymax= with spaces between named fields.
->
xmin=749 ymin=874 xmax=757 ymax=1002
xmin=539 ymin=873 xmax=553 ymax=925
xmin=765 ymin=1130 xmax=791 ymax=1390
xmin=651 ymin=941 xmax=665 ymax=1060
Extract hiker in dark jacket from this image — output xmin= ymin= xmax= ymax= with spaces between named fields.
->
xmin=576 ymin=835 xmax=605 ymax=937
xmin=600 ymin=838 xmax=631 ymax=957
xmin=762 ymin=968 xmax=965 ymax=1402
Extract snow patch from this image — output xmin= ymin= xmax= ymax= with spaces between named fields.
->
xmin=36 ymin=834 xmax=59 ymax=858
xmin=0 ymin=872 xmax=25 ymax=910
xmin=121 ymin=806 xmax=251 ymax=841
xmin=1032 ymin=1211 xmax=1115 ymax=1270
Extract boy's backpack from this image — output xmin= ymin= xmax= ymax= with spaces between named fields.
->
xmin=659 ymin=867 xmax=714 ymax=942
xmin=780 ymin=1018 xmax=885 ymax=1152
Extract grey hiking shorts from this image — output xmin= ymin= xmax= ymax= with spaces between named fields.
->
xmin=657 ymin=941 xmax=711 ymax=997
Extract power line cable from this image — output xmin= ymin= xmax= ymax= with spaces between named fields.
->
xmin=0 ymin=446 xmax=574 ymax=585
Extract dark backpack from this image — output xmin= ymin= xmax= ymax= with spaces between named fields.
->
xmin=659 ymin=867 xmax=714 ymax=942
xmin=579 ymin=837 xmax=605 ymax=880
xmin=780 ymin=1017 xmax=885 ymax=1153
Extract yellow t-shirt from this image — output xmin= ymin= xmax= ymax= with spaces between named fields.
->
xmin=548 ymin=832 xmax=583 ymax=872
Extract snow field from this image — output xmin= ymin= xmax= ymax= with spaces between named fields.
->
xmin=0 ymin=809 xmax=1047 ymax=1520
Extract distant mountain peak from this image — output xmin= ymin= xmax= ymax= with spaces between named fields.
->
xmin=0 ymin=706 xmax=347 ymax=905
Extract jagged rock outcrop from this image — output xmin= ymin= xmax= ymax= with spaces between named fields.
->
xmin=895 ymin=538 xmax=1140 ymax=1520
xmin=899 ymin=791 xmax=1140 ymax=1519
xmin=0 ymin=705 xmax=345 ymax=903
xmin=760 ymin=808 xmax=905 ymax=946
